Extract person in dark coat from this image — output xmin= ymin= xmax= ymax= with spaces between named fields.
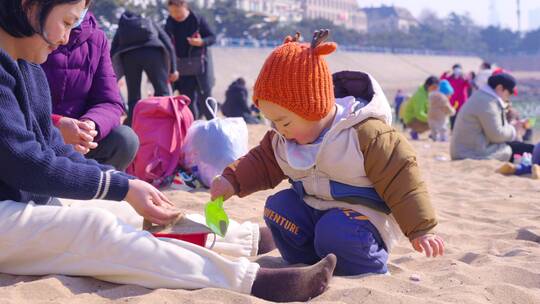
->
xmin=41 ymin=10 xmax=139 ymax=171
xmin=166 ymin=0 xmax=216 ymax=120
xmin=222 ymin=78 xmax=259 ymax=124
xmin=111 ymin=11 xmax=178 ymax=126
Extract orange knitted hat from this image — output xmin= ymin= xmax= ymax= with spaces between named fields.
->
xmin=253 ymin=30 xmax=337 ymax=121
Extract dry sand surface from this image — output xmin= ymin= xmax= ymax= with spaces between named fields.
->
xmin=0 ymin=124 xmax=539 ymax=303
xmin=211 ymin=48 xmax=482 ymax=100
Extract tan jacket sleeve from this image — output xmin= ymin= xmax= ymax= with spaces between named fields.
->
xmin=222 ymin=130 xmax=287 ymax=197
xmin=356 ymin=118 xmax=438 ymax=241
xmin=440 ymin=95 xmax=456 ymax=116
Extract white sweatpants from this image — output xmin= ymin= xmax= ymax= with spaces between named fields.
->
xmin=0 ymin=199 xmax=260 ymax=293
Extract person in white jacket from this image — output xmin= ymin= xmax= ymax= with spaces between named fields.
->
xmin=474 ymin=62 xmax=493 ymax=89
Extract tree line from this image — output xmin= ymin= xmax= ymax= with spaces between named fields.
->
xmin=92 ymin=0 xmax=540 ymax=55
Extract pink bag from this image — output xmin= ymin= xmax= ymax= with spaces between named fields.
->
xmin=127 ymin=95 xmax=194 ymax=186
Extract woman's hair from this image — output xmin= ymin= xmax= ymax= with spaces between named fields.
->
xmin=0 ymin=0 xmax=91 ymax=38
xmin=168 ymin=0 xmax=187 ymax=6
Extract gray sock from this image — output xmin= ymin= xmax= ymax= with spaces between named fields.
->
xmin=250 ymin=254 xmax=337 ymax=302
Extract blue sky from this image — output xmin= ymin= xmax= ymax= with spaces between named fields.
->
xmin=358 ymin=0 xmax=540 ymax=31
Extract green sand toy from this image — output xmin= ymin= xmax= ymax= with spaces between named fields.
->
xmin=205 ymin=196 xmax=229 ymax=237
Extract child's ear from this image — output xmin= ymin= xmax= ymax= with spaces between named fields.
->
xmin=314 ymin=42 xmax=337 ymax=56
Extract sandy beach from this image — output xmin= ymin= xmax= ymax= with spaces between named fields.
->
xmin=0 ymin=123 xmax=539 ymax=303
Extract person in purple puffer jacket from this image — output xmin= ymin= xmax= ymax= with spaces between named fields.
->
xmin=41 ymin=10 xmax=139 ymax=171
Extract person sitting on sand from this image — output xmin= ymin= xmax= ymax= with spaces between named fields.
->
xmin=496 ymin=142 xmax=540 ymax=179
xmin=211 ymin=30 xmax=445 ymax=276
xmin=221 ymin=77 xmax=260 ymax=124
xmin=0 ymin=1 xmax=337 ymax=302
xmin=450 ymin=73 xmax=535 ymax=161
xmin=41 ymin=9 xmax=139 ymax=171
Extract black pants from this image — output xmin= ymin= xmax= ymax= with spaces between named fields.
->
xmin=121 ymin=47 xmax=170 ymax=126
xmin=174 ymin=76 xmax=214 ymax=120
xmin=449 ymin=114 xmax=457 ymax=130
xmin=507 ymin=141 xmax=535 ymax=163
xmin=85 ymin=125 xmax=140 ymax=171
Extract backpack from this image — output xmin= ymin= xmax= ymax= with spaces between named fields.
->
xmin=117 ymin=11 xmax=158 ymax=47
xmin=127 ymin=95 xmax=194 ymax=186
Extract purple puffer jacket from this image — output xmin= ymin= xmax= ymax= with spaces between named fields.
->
xmin=41 ymin=11 xmax=124 ymax=141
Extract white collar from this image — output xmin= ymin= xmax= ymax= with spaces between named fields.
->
xmin=480 ymin=84 xmax=507 ymax=109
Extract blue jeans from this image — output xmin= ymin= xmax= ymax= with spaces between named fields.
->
xmin=264 ymin=189 xmax=388 ymax=275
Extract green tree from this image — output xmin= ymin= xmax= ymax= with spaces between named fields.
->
xmin=520 ymin=28 xmax=540 ymax=54
xmin=481 ymin=26 xmax=520 ymax=54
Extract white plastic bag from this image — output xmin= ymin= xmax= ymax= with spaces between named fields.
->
xmin=182 ymin=98 xmax=249 ymax=187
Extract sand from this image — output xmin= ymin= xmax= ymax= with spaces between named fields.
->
xmin=0 ymin=123 xmax=539 ymax=303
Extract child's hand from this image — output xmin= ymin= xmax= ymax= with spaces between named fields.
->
xmin=411 ymin=234 xmax=445 ymax=258
xmin=210 ymin=175 xmax=235 ymax=201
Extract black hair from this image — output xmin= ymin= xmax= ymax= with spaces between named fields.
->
xmin=0 ymin=0 xmax=91 ymax=39
xmin=424 ymin=76 xmax=440 ymax=90
xmin=168 ymin=0 xmax=187 ymax=6
xmin=488 ymin=73 xmax=516 ymax=93
xmin=452 ymin=63 xmax=462 ymax=69
xmin=235 ymin=77 xmax=246 ymax=86
xmin=481 ymin=61 xmax=492 ymax=69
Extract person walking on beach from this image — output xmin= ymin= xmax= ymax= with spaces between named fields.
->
xmin=166 ymin=0 xmax=216 ymax=120
xmin=0 ymin=1 xmax=337 ymax=301
xmin=42 ymin=10 xmax=139 ymax=171
xmin=111 ymin=11 xmax=178 ymax=126
xmin=211 ymin=31 xmax=445 ymax=276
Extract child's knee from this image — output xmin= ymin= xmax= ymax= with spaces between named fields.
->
xmin=264 ymin=189 xmax=300 ymax=211
xmin=314 ymin=210 xmax=388 ymax=275
xmin=264 ymin=189 xmax=304 ymax=225
xmin=263 ymin=190 xmax=310 ymax=247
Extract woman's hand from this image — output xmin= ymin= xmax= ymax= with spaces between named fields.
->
xmin=187 ymin=37 xmax=204 ymax=47
xmin=57 ymin=117 xmax=98 ymax=154
xmin=169 ymin=71 xmax=179 ymax=82
xmin=125 ymin=179 xmax=183 ymax=225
